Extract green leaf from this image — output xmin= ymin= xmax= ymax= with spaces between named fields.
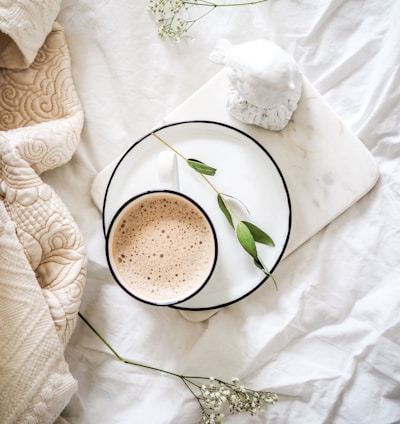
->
xmin=242 ymin=221 xmax=275 ymax=246
xmin=187 ymin=159 xmax=217 ymax=176
xmin=217 ymin=194 xmax=234 ymax=228
xmin=236 ymin=221 xmax=258 ymax=259
xmin=254 ymin=257 xmax=263 ymax=270
xmin=254 ymin=257 xmax=278 ymax=290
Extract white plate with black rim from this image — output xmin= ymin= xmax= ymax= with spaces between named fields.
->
xmin=103 ymin=120 xmax=291 ymax=310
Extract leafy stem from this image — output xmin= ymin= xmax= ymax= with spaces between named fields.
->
xmin=152 ymin=132 xmax=217 ymax=176
xmin=78 ymin=312 xmax=278 ymax=423
xmin=152 ymin=132 xmax=277 ymax=288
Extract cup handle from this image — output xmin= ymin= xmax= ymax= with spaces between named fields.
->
xmin=158 ymin=150 xmax=180 ymax=191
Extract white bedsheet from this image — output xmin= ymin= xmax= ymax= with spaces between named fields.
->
xmin=52 ymin=1 xmax=400 ymax=423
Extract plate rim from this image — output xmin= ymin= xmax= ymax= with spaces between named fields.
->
xmin=102 ymin=120 xmax=292 ymax=310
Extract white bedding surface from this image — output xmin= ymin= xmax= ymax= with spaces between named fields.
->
xmin=51 ymin=1 xmax=400 ymax=423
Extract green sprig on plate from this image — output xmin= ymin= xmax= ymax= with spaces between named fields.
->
xmin=152 ymin=132 xmax=277 ymax=288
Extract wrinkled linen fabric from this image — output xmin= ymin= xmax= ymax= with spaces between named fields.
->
xmin=0 ymin=2 xmax=86 ymax=423
xmin=50 ymin=1 xmax=400 ymax=423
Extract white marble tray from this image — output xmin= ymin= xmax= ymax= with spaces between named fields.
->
xmin=93 ymin=70 xmax=379 ymax=253
xmin=91 ymin=70 xmax=379 ymax=318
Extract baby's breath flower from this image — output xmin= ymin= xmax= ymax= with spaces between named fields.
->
xmin=194 ymin=377 xmax=278 ymax=422
xmin=148 ymin=0 xmax=199 ymax=41
xmin=147 ymin=0 xmax=270 ymax=42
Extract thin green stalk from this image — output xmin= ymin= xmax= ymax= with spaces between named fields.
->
xmin=182 ymin=0 xmax=270 ymax=32
xmin=185 ymin=0 xmax=268 ymax=6
xmin=78 ymin=312 xmax=187 ymax=379
xmin=184 ymin=7 xmax=216 ymax=33
xmin=78 ymin=312 xmax=123 ymax=360
xmin=152 ymin=132 xmax=188 ymax=162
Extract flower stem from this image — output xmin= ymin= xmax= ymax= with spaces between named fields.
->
xmin=78 ymin=312 xmax=123 ymax=360
xmin=78 ymin=312 xmax=185 ymax=379
xmin=149 ymin=0 xmax=269 ymax=41
xmin=185 ymin=0 xmax=268 ymax=7
xmin=78 ymin=313 xmax=278 ymax=421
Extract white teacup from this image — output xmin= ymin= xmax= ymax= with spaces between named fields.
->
xmin=106 ymin=190 xmax=217 ymax=306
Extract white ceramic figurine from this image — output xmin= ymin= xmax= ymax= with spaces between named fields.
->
xmin=210 ymin=39 xmax=303 ymax=131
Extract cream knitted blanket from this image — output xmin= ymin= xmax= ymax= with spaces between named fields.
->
xmin=0 ymin=1 xmax=86 ymax=422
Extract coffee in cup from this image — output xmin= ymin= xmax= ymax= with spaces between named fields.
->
xmin=106 ymin=190 xmax=217 ymax=305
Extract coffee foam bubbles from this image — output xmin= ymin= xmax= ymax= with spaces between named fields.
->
xmin=110 ymin=192 xmax=216 ymax=303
